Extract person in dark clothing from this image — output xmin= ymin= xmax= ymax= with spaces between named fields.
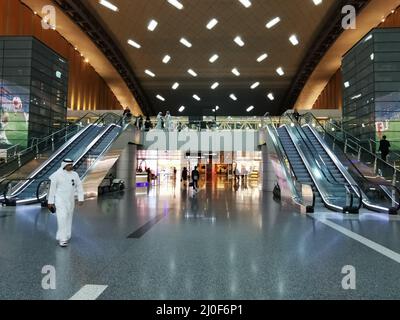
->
xmin=181 ymin=167 xmax=188 ymax=187
xmin=191 ymin=166 xmax=200 ymax=193
xmin=123 ymin=107 xmax=130 ymax=117
xmin=139 ymin=116 xmax=143 ymax=130
xmin=144 ymin=116 xmax=152 ymax=131
xmin=379 ymin=135 xmax=391 ymax=162
xmin=293 ymin=108 xmax=300 ymax=122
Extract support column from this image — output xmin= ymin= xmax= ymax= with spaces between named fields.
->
xmin=261 ymin=144 xmax=276 ymax=192
xmin=116 ymin=144 xmax=137 ymax=190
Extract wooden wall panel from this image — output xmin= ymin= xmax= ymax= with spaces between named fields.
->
xmin=312 ymin=5 xmax=400 ymax=110
xmin=0 ymin=0 xmax=123 ymax=111
xmin=312 ymin=70 xmax=343 ymax=110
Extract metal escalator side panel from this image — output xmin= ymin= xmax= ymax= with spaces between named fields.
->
xmin=265 ymin=125 xmax=302 ymax=204
xmin=282 ymin=124 xmax=344 ymax=212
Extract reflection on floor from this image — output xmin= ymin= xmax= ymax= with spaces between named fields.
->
xmin=1 ymin=176 xmax=400 ymax=300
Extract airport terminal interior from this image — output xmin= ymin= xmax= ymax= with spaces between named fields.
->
xmin=1 ymin=0 xmax=400 ymax=300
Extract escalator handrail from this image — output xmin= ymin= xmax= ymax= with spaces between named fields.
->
xmin=1 ymin=178 xmax=35 ymax=201
xmin=36 ymin=179 xmax=51 ymax=202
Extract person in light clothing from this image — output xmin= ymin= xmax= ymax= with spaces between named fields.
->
xmin=47 ymin=159 xmax=84 ymax=247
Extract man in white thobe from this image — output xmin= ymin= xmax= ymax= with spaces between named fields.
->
xmin=47 ymin=159 xmax=84 ymax=247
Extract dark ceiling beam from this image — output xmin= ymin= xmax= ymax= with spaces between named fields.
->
xmin=53 ymin=0 xmax=155 ymax=115
xmin=280 ymin=0 xmax=371 ymax=113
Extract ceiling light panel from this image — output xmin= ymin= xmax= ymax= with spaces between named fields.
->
xmin=230 ymin=94 xmax=238 ymax=101
xmin=257 ymin=53 xmax=268 ymax=62
xmin=232 ymin=68 xmax=240 ymax=76
xmin=211 ymin=82 xmax=219 ymax=90
xmin=267 ymin=93 xmax=275 ymax=101
xmin=180 ymin=38 xmax=192 ymax=48
xmin=156 ymin=94 xmax=165 ymax=101
xmin=167 ymin=0 xmax=183 ymax=10
xmin=276 ymin=67 xmax=285 ymax=76
xmin=148 ymin=19 xmax=158 ymax=31
xmin=209 ymin=54 xmax=219 ymax=63
xmin=289 ymin=35 xmax=299 ymax=46
xmin=127 ymin=39 xmax=141 ymax=49
xmin=193 ymin=94 xmax=201 ymax=101
xmin=172 ymin=82 xmax=179 ymax=90
xmin=179 ymin=106 xmax=185 ymax=112
xmin=145 ymin=69 xmax=156 ymax=77
xmin=313 ymin=0 xmax=322 ymax=5
xmin=163 ymin=55 xmax=171 ymax=63
xmin=266 ymin=17 xmax=281 ymax=29
xmin=207 ymin=18 xmax=218 ymax=30
xmin=234 ymin=36 xmax=245 ymax=47
xmin=246 ymin=106 xmax=254 ymax=112
xmin=188 ymin=69 xmax=198 ymax=77
xmin=251 ymin=82 xmax=260 ymax=89
xmin=238 ymin=0 xmax=252 ymax=8
xmin=99 ymin=0 xmax=119 ymax=12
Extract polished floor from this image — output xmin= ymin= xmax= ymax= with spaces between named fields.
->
xmin=1 ymin=177 xmax=400 ymax=300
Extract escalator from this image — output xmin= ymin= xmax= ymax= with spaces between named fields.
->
xmin=277 ymin=126 xmax=323 ymax=208
xmin=2 ymin=113 xmax=125 ymax=205
xmin=300 ymin=115 xmax=400 ymax=214
xmin=276 ymin=114 xmax=362 ymax=213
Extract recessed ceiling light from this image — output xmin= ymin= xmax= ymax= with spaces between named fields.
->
xmin=289 ymin=35 xmax=299 ymax=46
xmin=232 ymin=68 xmax=240 ymax=76
xmin=230 ymin=94 xmax=238 ymax=101
xmin=266 ymin=17 xmax=281 ymax=29
xmin=193 ymin=94 xmax=201 ymax=101
xmin=148 ymin=19 xmax=158 ymax=31
xmin=238 ymin=0 xmax=252 ymax=8
xmin=267 ymin=93 xmax=275 ymax=101
xmin=370 ymin=53 xmax=375 ymax=60
xmin=145 ymin=69 xmax=156 ymax=77
xmin=180 ymin=38 xmax=192 ymax=48
xmin=344 ymin=81 xmax=350 ymax=88
xmin=215 ymin=106 xmax=220 ymax=111
xmin=127 ymin=39 xmax=141 ymax=49
xmin=156 ymin=94 xmax=165 ymax=101
xmin=167 ymin=0 xmax=183 ymax=10
xmin=99 ymin=0 xmax=119 ymax=12
xmin=313 ymin=0 xmax=322 ymax=5
xmin=179 ymin=106 xmax=185 ymax=112
xmin=276 ymin=67 xmax=285 ymax=76
xmin=163 ymin=55 xmax=171 ymax=63
xmin=251 ymin=82 xmax=260 ymax=89
xmin=209 ymin=54 xmax=219 ymax=63
xmin=246 ymin=106 xmax=254 ymax=112
xmin=234 ymin=36 xmax=245 ymax=47
xmin=188 ymin=69 xmax=198 ymax=77
xmin=207 ymin=18 xmax=218 ymax=30
xmin=257 ymin=53 xmax=268 ymax=62
xmin=211 ymin=82 xmax=219 ymax=90
xmin=172 ymin=82 xmax=179 ymax=90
